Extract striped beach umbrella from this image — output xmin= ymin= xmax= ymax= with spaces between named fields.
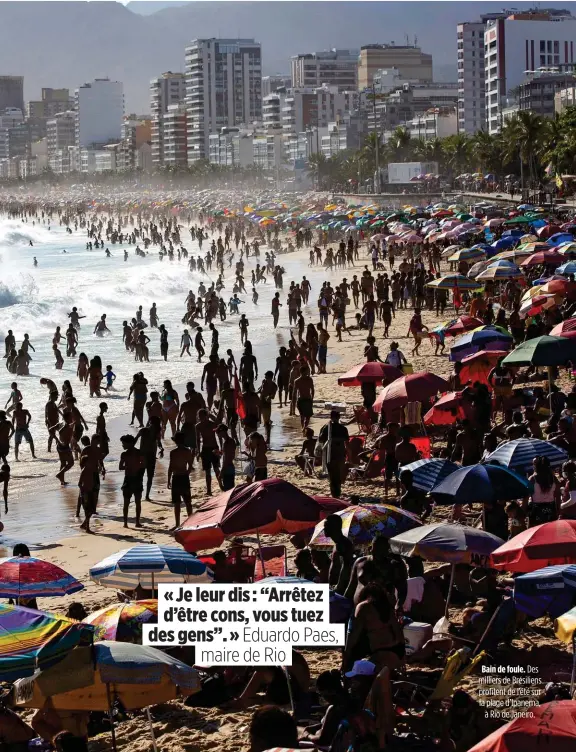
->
xmin=476 ymin=261 xmax=523 ymax=280
xmin=484 ymin=437 xmax=568 ymax=475
xmin=426 ymin=274 xmax=481 ymax=290
xmin=390 ymin=523 xmax=504 ymax=565
xmin=90 ymin=545 xmax=213 ymax=590
xmin=84 ymin=600 xmax=158 ymax=643
xmin=0 ymin=604 xmax=94 ymax=681
xmin=0 ymin=557 xmax=83 ymax=599
xmin=448 ymin=247 xmax=486 ymax=262
xmin=399 ymin=458 xmax=459 ymax=492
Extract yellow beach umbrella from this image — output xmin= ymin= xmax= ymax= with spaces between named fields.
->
xmin=555 ymin=606 xmax=576 ymax=644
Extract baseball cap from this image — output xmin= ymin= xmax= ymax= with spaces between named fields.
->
xmin=344 ymin=660 xmax=376 ymax=678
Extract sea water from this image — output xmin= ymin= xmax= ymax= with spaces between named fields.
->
xmin=0 ymin=216 xmax=330 ymax=452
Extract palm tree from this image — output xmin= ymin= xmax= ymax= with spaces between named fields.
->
xmin=502 ymin=111 xmax=546 ymax=188
xmin=442 ymin=133 xmax=471 ymax=177
xmin=307 ymin=152 xmax=328 ymax=188
xmin=385 ymin=127 xmax=412 ymax=162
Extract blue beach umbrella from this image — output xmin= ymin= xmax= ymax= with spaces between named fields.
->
xmin=449 ymin=326 xmax=513 ymax=362
xmin=484 ymin=438 xmax=568 ymax=475
xmin=547 ymin=233 xmax=574 ymax=246
xmin=513 ymin=564 xmax=576 ymax=618
xmin=90 ymin=544 xmax=213 ymax=590
xmin=558 ymin=262 xmax=576 ymax=276
xmin=400 ymin=458 xmax=459 ymax=492
xmin=430 ymin=463 xmax=533 ymax=505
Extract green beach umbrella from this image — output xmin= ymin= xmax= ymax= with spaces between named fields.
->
xmin=502 ymin=335 xmax=576 ymax=367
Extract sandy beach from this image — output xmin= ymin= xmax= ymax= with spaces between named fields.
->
xmin=1 ymin=198 xmax=574 ymax=752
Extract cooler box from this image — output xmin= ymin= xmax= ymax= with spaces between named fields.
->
xmin=324 ymin=402 xmax=347 ymax=413
xmin=402 ymin=364 xmax=414 ymax=375
xmin=403 ymin=622 xmax=433 ymax=655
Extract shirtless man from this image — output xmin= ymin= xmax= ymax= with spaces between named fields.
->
xmin=195 ymin=408 xmax=220 ymax=496
xmin=201 ymin=354 xmax=219 ymax=409
xmin=241 ymin=385 xmax=261 ymax=439
xmin=258 ymin=371 xmax=278 ymax=446
xmin=0 ymin=411 xmax=14 ymax=463
xmin=12 ymin=402 xmax=35 ymax=461
xmin=178 ymin=383 xmax=206 ymax=459
xmin=4 ymin=382 xmax=22 ymax=415
xmin=65 ymin=324 xmax=78 ymax=357
xmin=216 ymin=424 xmax=236 ymax=490
xmin=4 ymin=330 xmax=15 ymax=358
xmin=119 ymin=435 xmax=145 ymax=528
xmin=44 ymin=392 xmax=60 ymax=452
xmin=292 ymin=365 xmax=315 ymax=430
xmin=451 ymin=419 xmax=482 ymax=466
xmin=274 ymin=347 xmax=291 ymax=408
xmin=136 ymin=415 xmax=163 ymax=501
xmin=167 ymin=432 xmax=194 ymax=528
xmin=93 ymin=315 xmax=110 ymax=337
xmin=344 ymin=536 xmax=407 ymax=609
xmin=323 ymin=514 xmax=356 ymax=596
xmin=78 ymin=435 xmax=104 ymax=533
xmin=395 ymin=428 xmax=419 ymax=467
xmin=68 ymin=307 xmax=85 ymax=328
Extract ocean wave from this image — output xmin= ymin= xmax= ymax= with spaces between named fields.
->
xmin=0 ymin=219 xmax=53 ymax=246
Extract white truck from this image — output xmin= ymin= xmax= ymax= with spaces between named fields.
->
xmin=387 ymin=162 xmax=439 ymax=185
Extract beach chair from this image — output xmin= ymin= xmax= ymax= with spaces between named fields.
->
xmin=254 ymin=545 xmax=288 ymax=581
xmin=353 ymin=405 xmax=375 ymax=434
xmin=226 ymin=546 xmax=257 ymax=582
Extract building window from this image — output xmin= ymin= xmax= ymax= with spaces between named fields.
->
xmin=540 ymin=40 xmax=546 ymax=52
xmin=547 ymin=40 xmax=552 ymax=53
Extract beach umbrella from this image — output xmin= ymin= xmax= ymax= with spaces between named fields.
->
xmin=502 ymin=335 xmax=576 ymax=368
xmin=491 ymin=520 xmax=576 ymax=572
xmin=90 ymin=545 xmax=213 ymax=591
xmin=175 ymin=478 xmax=349 ymax=551
xmin=521 ymin=250 xmax=564 ymax=267
xmin=513 ymin=565 xmax=576 ymax=619
xmin=556 ymin=606 xmax=576 ymax=643
xmin=426 ymin=274 xmax=481 ymax=291
xmin=308 ymin=504 xmax=422 ymax=549
xmin=492 ymin=247 xmax=535 ymax=262
xmin=547 ymin=233 xmax=574 ymax=246
xmin=557 ymin=242 xmax=576 ymax=256
xmin=459 ymin=349 xmax=510 ymax=386
xmin=390 ymin=523 xmax=503 ymax=566
xmin=491 ymin=237 xmax=517 ymax=251
xmin=448 ymin=248 xmax=486 ymax=262
xmin=423 ymin=391 xmax=467 ymax=425
xmin=468 ymin=260 xmax=493 ymax=278
xmin=337 ymin=362 xmax=402 ymax=387
xmin=259 ymin=577 xmax=352 ymax=623
xmin=440 ymin=244 xmax=460 ymax=257
xmin=537 ymin=224 xmax=562 ymax=239
xmin=519 ymin=293 xmax=562 ymax=318
xmin=468 ymin=701 xmax=576 ymax=752
xmin=449 ymin=327 xmax=513 ymax=362
xmin=557 ymin=261 xmax=576 ymax=274
xmin=476 ymin=262 xmax=523 ymax=280
xmin=83 ymin=601 xmax=158 ymax=643
xmin=12 ymin=639 xmax=201 ymax=752
xmin=503 ymin=215 xmax=534 ymax=225
xmin=484 ymin=437 xmax=567 ymax=475
xmin=443 ymin=316 xmax=484 ymax=337
xmin=373 ymin=371 xmax=449 ymax=412
xmin=0 ymin=557 xmax=83 ymax=599
xmin=431 ymin=464 xmax=532 ymax=505
xmin=390 ymin=523 xmax=504 ymax=616
xmin=399 ymin=458 xmax=459 ymax=492
xmin=538 ymin=278 xmax=573 ymax=295
xmin=550 ymin=318 xmax=576 ymax=339
xmin=0 ymin=604 xmax=95 ymax=681
xmin=486 ymin=218 xmax=505 ymax=228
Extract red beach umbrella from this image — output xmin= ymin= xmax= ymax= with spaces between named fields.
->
xmin=550 ymin=317 xmax=576 ymax=339
xmin=443 ymin=316 xmax=484 ymax=337
xmin=423 ymin=392 xmax=467 ymax=426
xmin=469 ymin=700 xmax=576 ymax=752
xmin=459 ymin=350 xmax=510 ymax=387
xmin=175 ymin=478 xmax=349 ymax=551
xmin=490 ymin=520 xmax=576 ymax=573
xmin=520 ymin=250 xmax=564 ymax=267
xmin=373 ymin=372 xmax=449 ymax=412
xmin=337 ymin=362 xmax=403 ymax=387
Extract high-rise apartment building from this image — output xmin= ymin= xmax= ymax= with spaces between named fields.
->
xmin=358 ymin=45 xmax=433 ymax=89
xmin=185 ymin=38 xmax=262 ymax=162
xmin=291 ymin=49 xmax=359 ymax=91
xmin=0 ymin=76 xmax=24 ymax=114
xmin=27 ymin=88 xmax=73 ymax=120
xmin=75 ymin=78 xmax=124 ymax=148
xmin=281 ymin=85 xmax=358 ymax=138
xmin=457 ymin=22 xmax=486 ymax=133
xmin=150 ymin=72 xmax=186 ymax=167
xmin=485 ymin=10 xmax=576 ymax=133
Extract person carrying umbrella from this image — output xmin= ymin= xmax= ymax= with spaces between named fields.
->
xmin=318 ymin=411 xmax=349 ymax=498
